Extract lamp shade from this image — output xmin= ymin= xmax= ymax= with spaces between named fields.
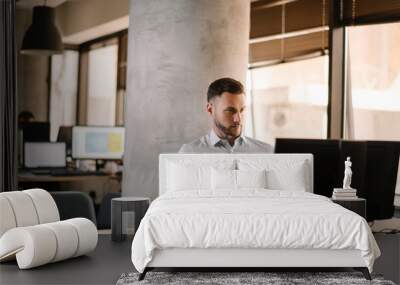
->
xmin=21 ymin=6 xmax=63 ymax=55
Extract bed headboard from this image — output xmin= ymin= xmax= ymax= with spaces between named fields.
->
xmin=159 ymin=153 xmax=313 ymax=195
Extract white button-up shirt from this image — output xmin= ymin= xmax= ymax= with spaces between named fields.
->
xmin=178 ymin=130 xmax=273 ymax=153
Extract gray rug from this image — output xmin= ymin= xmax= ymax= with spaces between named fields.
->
xmin=116 ymin=271 xmax=396 ymax=285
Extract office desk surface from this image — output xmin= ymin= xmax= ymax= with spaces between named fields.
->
xmin=18 ymin=173 xmax=120 ymax=182
xmin=18 ymin=173 xmax=122 ymax=204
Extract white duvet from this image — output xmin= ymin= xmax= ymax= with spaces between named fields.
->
xmin=131 ymin=189 xmax=380 ymax=273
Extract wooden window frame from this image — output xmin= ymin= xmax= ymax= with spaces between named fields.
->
xmin=77 ymin=30 xmax=128 ymax=126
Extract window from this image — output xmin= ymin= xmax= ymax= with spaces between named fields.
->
xmin=50 ymin=50 xmax=79 ymax=141
xmin=248 ymin=55 xmax=329 ymax=146
xmin=87 ymin=44 xmax=118 ymax=126
xmin=345 ymin=22 xmax=400 ymax=140
xmin=77 ymin=31 xmax=128 ymax=127
xmin=344 ymin=21 xmax=400 ymax=206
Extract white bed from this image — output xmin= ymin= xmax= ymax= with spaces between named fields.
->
xmin=131 ymin=154 xmax=380 ymax=280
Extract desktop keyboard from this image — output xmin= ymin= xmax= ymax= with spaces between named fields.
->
xmin=30 ymin=169 xmax=51 ymax=175
xmin=25 ymin=168 xmax=107 ymax=176
xmin=50 ymin=169 xmax=107 ymax=176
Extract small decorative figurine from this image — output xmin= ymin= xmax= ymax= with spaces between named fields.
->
xmin=343 ymin=157 xmax=353 ymax=189
xmin=332 ymin=157 xmax=357 ymax=199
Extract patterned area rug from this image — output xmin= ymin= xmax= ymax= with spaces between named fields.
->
xmin=116 ymin=271 xmax=395 ymax=285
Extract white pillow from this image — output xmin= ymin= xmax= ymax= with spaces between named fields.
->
xmin=211 ymin=168 xmax=236 ymax=190
xmin=266 ymin=162 xmax=307 ymax=191
xmin=237 ymin=169 xmax=267 ymax=188
xmin=237 ymin=159 xmax=309 ymax=192
xmin=167 ymin=162 xmax=211 ymax=191
xmin=211 ymin=168 xmax=268 ymax=190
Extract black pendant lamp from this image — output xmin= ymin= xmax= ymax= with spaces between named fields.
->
xmin=21 ymin=5 xmax=63 ymax=55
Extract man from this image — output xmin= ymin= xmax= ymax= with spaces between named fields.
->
xmin=179 ymin=77 xmax=273 ymax=153
xmin=18 ymin=110 xmax=35 ymax=124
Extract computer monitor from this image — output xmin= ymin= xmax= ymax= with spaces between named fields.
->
xmin=24 ymin=142 xmax=66 ymax=168
xmin=275 ymin=138 xmax=400 ymax=221
xmin=72 ymin=126 xmax=125 ymax=160
xmin=18 ymin=122 xmax=50 ymax=166
xmin=363 ymin=141 xmax=399 ymax=220
xmin=19 ymin=122 xmax=50 ymax=142
xmin=57 ymin=126 xmax=73 ymax=154
xmin=275 ymin=138 xmax=341 ymax=198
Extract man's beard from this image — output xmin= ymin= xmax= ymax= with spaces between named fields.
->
xmin=214 ymin=118 xmax=241 ymax=140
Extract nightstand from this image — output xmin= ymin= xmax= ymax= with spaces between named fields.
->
xmin=111 ymin=197 xmax=150 ymax=242
xmin=331 ymin=197 xmax=366 ymax=219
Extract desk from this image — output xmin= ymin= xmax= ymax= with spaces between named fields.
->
xmin=18 ymin=173 xmax=121 ymax=205
xmin=18 ymin=173 xmax=114 ymax=182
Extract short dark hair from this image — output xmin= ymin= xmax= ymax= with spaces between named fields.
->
xmin=207 ymin=77 xmax=244 ymax=102
xmin=18 ymin=110 xmax=34 ymax=122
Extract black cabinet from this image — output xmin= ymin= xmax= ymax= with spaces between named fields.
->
xmin=331 ymin=198 xmax=366 ymax=219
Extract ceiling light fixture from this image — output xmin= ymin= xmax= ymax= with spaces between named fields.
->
xmin=20 ymin=1 xmax=63 ymax=56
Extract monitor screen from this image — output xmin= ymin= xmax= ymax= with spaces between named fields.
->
xmin=72 ymin=126 xmax=125 ymax=159
xmin=24 ymin=142 xmax=66 ymax=168
xmin=275 ymin=138 xmax=400 ymax=221
xmin=275 ymin=138 xmax=341 ymax=198
xmin=57 ymin=126 xmax=73 ymax=153
xmin=19 ymin=122 xmax=50 ymax=142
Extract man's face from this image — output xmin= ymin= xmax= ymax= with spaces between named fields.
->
xmin=207 ymin=92 xmax=246 ymax=139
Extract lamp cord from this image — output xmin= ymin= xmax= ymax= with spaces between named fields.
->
xmin=352 ymin=0 xmax=356 ymax=25
xmin=280 ymin=4 xmax=286 ymax=62
xmin=321 ymin=0 xmax=326 ymax=54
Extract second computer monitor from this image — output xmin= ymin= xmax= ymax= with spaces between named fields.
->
xmin=57 ymin=126 xmax=73 ymax=151
xmin=24 ymin=142 xmax=66 ymax=168
xmin=72 ymin=126 xmax=125 ymax=160
xmin=19 ymin=122 xmax=50 ymax=142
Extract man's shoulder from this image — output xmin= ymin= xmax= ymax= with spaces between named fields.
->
xmin=183 ymin=135 xmax=208 ymax=148
xmin=243 ymin=136 xmax=274 ymax=153
xmin=178 ymin=135 xmax=209 ymax=153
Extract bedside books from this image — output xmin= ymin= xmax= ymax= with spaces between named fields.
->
xmin=332 ymin=188 xmax=358 ymax=200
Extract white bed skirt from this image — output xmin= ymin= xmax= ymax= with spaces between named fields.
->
xmin=148 ymin=248 xmax=366 ymax=268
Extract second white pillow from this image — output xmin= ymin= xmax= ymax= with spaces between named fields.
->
xmin=211 ymin=168 xmax=236 ymax=190
xmin=237 ymin=169 xmax=267 ymax=188
xmin=211 ymin=168 xmax=268 ymax=190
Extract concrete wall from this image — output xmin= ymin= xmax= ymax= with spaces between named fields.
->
xmin=122 ymin=0 xmax=250 ymax=199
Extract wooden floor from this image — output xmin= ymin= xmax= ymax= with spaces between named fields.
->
xmin=0 ymin=234 xmax=133 ymax=285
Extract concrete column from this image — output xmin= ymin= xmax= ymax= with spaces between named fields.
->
xmin=123 ymin=0 xmax=250 ymax=199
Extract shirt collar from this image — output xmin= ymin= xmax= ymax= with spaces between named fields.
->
xmin=209 ymin=129 xmax=246 ymax=146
